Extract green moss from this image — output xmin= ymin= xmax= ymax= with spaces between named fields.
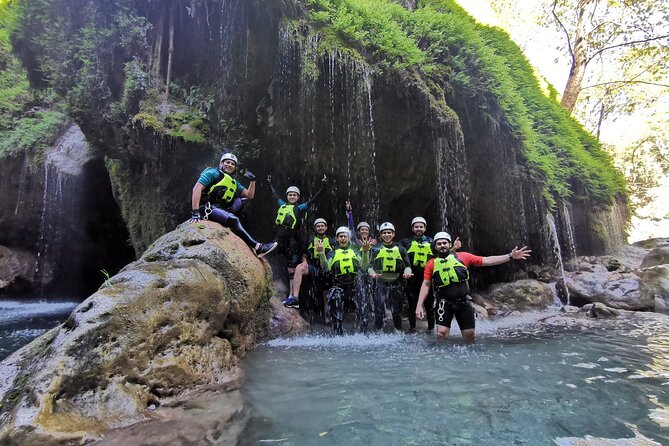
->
xmin=131 ymin=89 xmax=209 ymax=144
xmin=301 ymin=0 xmax=625 ymax=208
xmin=0 ymin=110 xmax=67 ymax=159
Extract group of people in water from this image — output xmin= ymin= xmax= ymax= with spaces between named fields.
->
xmin=190 ymin=152 xmax=531 ymax=341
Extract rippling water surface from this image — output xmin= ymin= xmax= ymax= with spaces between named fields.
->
xmin=242 ymin=312 xmax=669 ymax=446
xmin=0 ymin=299 xmax=79 ymax=360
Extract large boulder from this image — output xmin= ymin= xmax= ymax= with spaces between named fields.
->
xmin=640 ymin=247 xmax=669 ymax=268
xmin=639 ymin=265 xmax=669 ymax=314
xmin=0 ymin=221 xmax=272 ymax=445
xmin=565 ymin=271 xmax=652 ymax=311
xmin=0 ymin=245 xmax=41 ymax=291
xmin=478 ymin=279 xmax=554 ymax=311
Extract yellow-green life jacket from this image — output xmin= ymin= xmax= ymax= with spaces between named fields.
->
xmin=307 ymin=236 xmax=333 ymax=260
xmin=432 ymin=254 xmax=469 ymax=288
xmin=206 ymin=173 xmax=237 ymax=205
xmin=330 ymin=248 xmax=359 ymax=276
xmin=374 ymin=245 xmax=403 ymax=273
xmin=407 ymin=239 xmax=433 ymax=268
xmin=275 ymin=204 xmax=297 ymax=229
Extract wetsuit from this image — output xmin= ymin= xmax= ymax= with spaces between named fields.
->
xmin=400 ymin=235 xmax=434 ymax=330
xmin=195 ymin=168 xmax=259 ymax=248
xmin=346 ymin=210 xmax=376 ymax=315
xmin=320 ymin=244 xmax=369 ymax=335
xmin=423 ymin=252 xmax=483 ymax=330
xmin=270 ymin=183 xmax=325 ymax=267
xmin=368 ymin=243 xmax=412 ymax=330
xmin=300 ymin=234 xmax=335 ymax=314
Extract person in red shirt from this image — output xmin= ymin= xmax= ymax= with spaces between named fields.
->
xmin=416 ymin=231 xmax=531 ymax=342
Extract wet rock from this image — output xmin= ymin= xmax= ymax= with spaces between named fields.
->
xmin=479 ymin=279 xmax=553 ymax=311
xmin=640 ymin=247 xmax=669 ymax=268
xmin=639 ymin=265 xmax=669 ymax=314
xmin=565 ymin=271 xmax=652 ymax=311
xmin=0 ymin=222 xmax=272 ymax=445
xmin=587 ymin=302 xmax=621 ymax=318
xmin=0 ymin=245 xmax=41 ymax=290
xmin=267 ymin=296 xmax=310 ymax=338
xmin=633 ymin=238 xmax=669 ymax=250
xmin=472 ymin=303 xmax=489 ymax=319
xmin=559 ymin=305 xmax=579 ymax=313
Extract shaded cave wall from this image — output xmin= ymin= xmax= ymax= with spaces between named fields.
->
xmin=8 ymin=0 xmax=629 ymax=291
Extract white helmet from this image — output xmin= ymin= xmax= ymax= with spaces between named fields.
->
xmin=411 ymin=217 xmax=427 ymax=227
xmin=313 ymin=218 xmax=327 ymax=227
xmin=356 ymin=221 xmax=370 ymax=230
xmin=220 ymin=152 xmax=238 ymax=164
xmin=336 ymin=226 xmax=350 ymax=236
xmin=433 ymin=231 xmax=452 ymax=242
xmin=379 ymin=222 xmax=395 ymax=233
xmin=286 ymin=186 xmax=301 ymax=196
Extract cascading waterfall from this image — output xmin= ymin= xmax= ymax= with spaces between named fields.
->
xmin=558 ymin=200 xmax=577 ymax=259
xmin=273 ymin=23 xmax=381 ymax=228
xmin=546 ymin=213 xmax=570 ymax=306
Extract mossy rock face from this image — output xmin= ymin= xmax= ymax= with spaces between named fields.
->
xmin=0 ymin=221 xmax=271 ymax=445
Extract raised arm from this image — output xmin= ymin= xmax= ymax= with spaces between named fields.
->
xmin=481 ymin=246 xmax=532 ymax=266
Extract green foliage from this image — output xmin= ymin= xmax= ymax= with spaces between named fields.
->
xmin=0 ymin=0 xmax=31 ymax=130
xmin=0 ymin=110 xmax=66 ymax=158
xmin=132 ymin=89 xmax=209 ymax=144
xmin=302 ymin=0 xmax=625 ymax=207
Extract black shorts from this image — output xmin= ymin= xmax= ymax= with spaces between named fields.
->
xmin=435 ymin=299 xmax=475 ymax=330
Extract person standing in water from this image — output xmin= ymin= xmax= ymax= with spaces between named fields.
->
xmin=190 ymin=152 xmax=277 ymax=257
xmin=368 ymin=222 xmax=413 ymax=331
xmin=416 ymin=231 xmax=531 ymax=342
xmin=318 ymin=226 xmax=372 ymax=335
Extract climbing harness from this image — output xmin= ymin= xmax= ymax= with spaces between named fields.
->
xmin=437 ymin=299 xmax=446 ymax=322
xmin=203 ymin=202 xmax=212 ymax=220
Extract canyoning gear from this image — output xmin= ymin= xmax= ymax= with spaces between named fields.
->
xmin=255 ymin=242 xmax=278 ymax=258
xmin=244 ymin=171 xmax=256 ymax=181
xmin=373 ymin=245 xmax=403 ymax=273
xmin=283 ymin=296 xmax=299 ymax=308
xmin=328 ymin=282 xmax=368 ymax=335
xmin=356 ymin=221 xmax=370 ymax=230
xmin=432 ymin=253 xmax=469 ymax=288
xmin=203 ymin=202 xmax=213 ymax=220
xmin=313 ymin=218 xmax=327 ymax=227
xmin=191 ymin=209 xmax=201 ymax=221
xmin=275 ymin=204 xmax=298 ymax=229
xmin=206 ymin=173 xmax=238 ymax=206
xmin=435 ymin=298 xmax=475 ymax=330
xmin=307 ymin=236 xmax=333 ymax=260
xmin=330 ymin=248 xmax=359 ymax=276
xmin=286 ymin=186 xmax=301 ymax=196
xmin=411 ymin=217 xmax=427 ymax=227
xmin=220 ymin=152 xmax=238 ymax=164
xmin=379 ymin=222 xmax=395 ymax=233
xmin=433 ymin=231 xmax=452 ymax=243
xmin=373 ymin=281 xmax=405 ymax=330
xmin=336 ymin=226 xmax=350 ymax=237
xmin=407 ymin=239 xmax=433 ymax=268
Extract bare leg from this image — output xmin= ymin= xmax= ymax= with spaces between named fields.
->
xmin=462 ymin=328 xmax=476 ymax=343
xmin=291 ymin=263 xmax=308 ymax=296
xmin=436 ymin=326 xmax=451 ymax=339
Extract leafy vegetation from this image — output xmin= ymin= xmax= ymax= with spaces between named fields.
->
xmin=0 ymin=0 xmax=67 ymax=159
xmin=303 ymin=0 xmax=626 ymax=206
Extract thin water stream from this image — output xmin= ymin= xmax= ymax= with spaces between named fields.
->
xmin=241 ymin=312 xmax=669 ymax=446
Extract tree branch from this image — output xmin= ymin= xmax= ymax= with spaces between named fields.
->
xmin=581 ymin=80 xmax=669 ymax=89
xmin=552 ymin=0 xmax=575 ymax=65
xmin=588 ymin=34 xmax=669 ymax=62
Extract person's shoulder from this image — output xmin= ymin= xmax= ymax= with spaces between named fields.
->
xmin=398 ymin=238 xmax=411 ymax=247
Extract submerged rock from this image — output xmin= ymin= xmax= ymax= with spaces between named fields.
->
xmin=0 ymin=222 xmax=272 ymax=445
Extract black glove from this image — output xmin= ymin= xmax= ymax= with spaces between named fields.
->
xmin=244 ymin=171 xmax=256 ymax=181
xmin=191 ymin=209 xmax=201 ymax=221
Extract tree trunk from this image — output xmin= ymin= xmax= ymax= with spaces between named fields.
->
xmin=560 ymin=0 xmax=593 ymax=113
